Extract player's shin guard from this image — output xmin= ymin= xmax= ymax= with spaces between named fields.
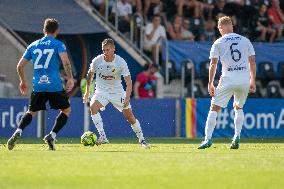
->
xmin=131 ymin=119 xmax=144 ymax=141
xmin=234 ymin=109 xmax=244 ymax=137
xmin=15 ymin=113 xmax=33 ymax=135
xmin=205 ymin=111 xmax=218 ymax=141
xmin=91 ymin=112 xmax=106 ymax=137
xmin=50 ymin=112 xmax=68 ymax=138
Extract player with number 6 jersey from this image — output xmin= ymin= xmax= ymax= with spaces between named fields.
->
xmin=7 ymin=18 xmax=74 ymax=151
xmin=198 ymin=16 xmax=256 ymax=150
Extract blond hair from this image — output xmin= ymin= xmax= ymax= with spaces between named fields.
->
xmin=218 ymin=16 xmax=232 ymax=27
xmin=102 ymin=38 xmax=115 ymax=47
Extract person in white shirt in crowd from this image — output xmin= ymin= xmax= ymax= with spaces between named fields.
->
xmin=144 ymin=14 xmax=166 ymax=62
xmin=111 ymin=0 xmax=133 ymax=33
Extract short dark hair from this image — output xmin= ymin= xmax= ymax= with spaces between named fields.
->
xmin=43 ymin=18 xmax=59 ymax=34
xmin=153 ymin=14 xmax=161 ymax=20
xmin=102 ymin=38 xmax=115 ymax=47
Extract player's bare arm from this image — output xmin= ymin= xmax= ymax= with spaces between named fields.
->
xmin=124 ymin=75 xmax=132 ymax=107
xmin=83 ymin=68 xmax=94 ymax=103
xmin=60 ymin=52 xmax=74 ymax=92
xmin=17 ymin=57 xmax=29 ymax=95
xmin=249 ymin=55 xmax=256 ymax=93
xmin=208 ymin=58 xmax=218 ymax=97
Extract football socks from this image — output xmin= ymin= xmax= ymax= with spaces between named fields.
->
xmin=91 ymin=112 xmax=106 ymax=137
xmin=51 ymin=112 xmax=68 ymax=134
xmin=205 ymin=111 xmax=218 ymax=141
xmin=234 ymin=109 xmax=244 ymax=137
xmin=131 ymin=119 xmax=145 ymax=141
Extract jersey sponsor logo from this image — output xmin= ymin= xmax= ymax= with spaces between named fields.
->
xmin=38 ymin=75 xmax=50 ymax=84
xmin=39 ymin=40 xmax=51 ymax=45
xmin=227 ymin=65 xmax=247 ymax=72
xmin=99 ymin=73 xmax=116 ymax=80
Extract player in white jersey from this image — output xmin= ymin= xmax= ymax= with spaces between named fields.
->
xmin=198 ymin=16 xmax=256 ymax=149
xmin=83 ymin=38 xmax=149 ymax=148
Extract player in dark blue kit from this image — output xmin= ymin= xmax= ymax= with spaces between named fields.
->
xmin=7 ymin=18 xmax=74 ymax=151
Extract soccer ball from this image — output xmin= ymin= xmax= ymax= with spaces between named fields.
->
xmin=81 ymin=131 xmax=97 ymax=146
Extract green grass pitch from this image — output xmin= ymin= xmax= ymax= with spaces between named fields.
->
xmin=0 ymin=138 xmax=283 ymax=189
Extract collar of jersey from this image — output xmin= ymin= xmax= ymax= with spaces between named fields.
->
xmin=103 ymin=54 xmax=116 ymax=63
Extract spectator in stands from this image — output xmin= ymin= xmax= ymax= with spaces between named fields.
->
xmin=212 ymin=0 xmax=227 ymax=21
xmin=254 ymin=4 xmax=276 ymax=42
xmin=176 ymin=0 xmax=204 ymax=19
xmin=167 ymin=15 xmax=184 ymax=40
xmin=130 ymin=0 xmax=142 ymax=14
xmin=144 ymin=14 xmax=167 ymax=62
xmin=134 ymin=63 xmax=160 ymax=98
xmin=110 ymin=0 xmax=133 ymax=33
xmin=200 ymin=19 xmax=217 ymax=41
xmin=231 ymin=15 xmax=242 ymax=35
xmin=190 ymin=8 xmax=205 ymax=40
xmin=202 ymin=0 xmax=215 ymax=20
xmin=143 ymin=0 xmax=163 ymax=22
xmin=182 ymin=18 xmax=195 ymax=40
xmin=268 ymin=0 xmax=284 ymax=41
xmin=89 ymin=0 xmax=115 ymax=16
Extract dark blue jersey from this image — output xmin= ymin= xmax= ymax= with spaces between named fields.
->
xmin=23 ymin=36 xmax=66 ymax=92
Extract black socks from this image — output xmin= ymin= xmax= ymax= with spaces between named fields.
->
xmin=19 ymin=113 xmax=33 ymax=130
xmin=51 ymin=112 xmax=68 ymax=134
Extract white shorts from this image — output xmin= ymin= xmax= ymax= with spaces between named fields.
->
xmin=90 ymin=91 xmax=131 ymax=112
xmin=212 ymin=84 xmax=249 ymax=108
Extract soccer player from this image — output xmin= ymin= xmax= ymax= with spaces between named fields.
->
xmin=7 ymin=18 xmax=74 ymax=151
xmin=198 ymin=16 xmax=256 ymax=149
xmin=83 ymin=38 xmax=149 ymax=148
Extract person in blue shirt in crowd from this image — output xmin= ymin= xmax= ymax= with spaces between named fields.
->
xmin=7 ymin=18 xmax=74 ymax=151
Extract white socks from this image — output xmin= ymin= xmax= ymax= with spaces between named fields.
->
xmin=204 ymin=109 xmax=244 ymax=140
xmin=15 ymin=128 xmax=22 ymax=136
xmin=131 ymin=119 xmax=144 ymax=141
xmin=91 ymin=112 xmax=106 ymax=137
xmin=91 ymin=113 xmax=144 ymax=141
xmin=205 ymin=111 xmax=218 ymax=141
xmin=50 ymin=132 xmax=56 ymax=139
xmin=234 ymin=109 xmax=244 ymax=138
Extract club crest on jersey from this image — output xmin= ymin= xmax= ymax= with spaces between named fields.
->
xmin=38 ymin=75 xmax=50 ymax=84
xmin=112 ymin=68 xmax=116 ymax=75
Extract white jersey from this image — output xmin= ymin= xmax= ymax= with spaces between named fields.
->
xmin=90 ymin=54 xmax=130 ymax=94
xmin=209 ymin=33 xmax=255 ymax=85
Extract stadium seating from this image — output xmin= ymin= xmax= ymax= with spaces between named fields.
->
xmin=162 ymin=60 xmax=180 ymax=82
xmin=266 ymin=80 xmax=282 ymax=98
xmin=198 ymin=60 xmax=210 ymax=86
xmin=186 ymin=82 xmax=204 ymax=98
xmin=248 ymin=82 xmax=263 ymax=98
xmin=278 ymin=61 xmax=284 ymax=87
xmin=258 ymin=61 xmax=275 ymax=87
xmin=181 ymin=59 xmax=196 ymax=85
